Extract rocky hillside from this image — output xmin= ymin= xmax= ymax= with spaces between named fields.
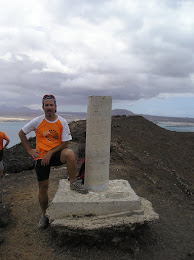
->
xmin=67 ymin=115 xmax=194 ymax=194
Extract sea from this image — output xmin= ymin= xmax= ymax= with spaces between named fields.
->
xmin=1 ymin=120 xmax=194 ymax=148
xmin=0 ymin=120 xmax=35 ymax=148
xmin=157 ymin=122 xmax=194 ymax=133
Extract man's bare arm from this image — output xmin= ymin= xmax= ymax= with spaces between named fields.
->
xmin=18 ymin=130 xmax=40 ymax=159
xmin=41 ymin=141 xmax=68 ymax=166
xmin=49 ymin=141 xmax=68 ymax=154
xmin=3 ymin=138 xmax=10 ymax=149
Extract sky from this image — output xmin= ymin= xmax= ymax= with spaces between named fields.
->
xmin=0 ymin=0 xmax=194 ymax=117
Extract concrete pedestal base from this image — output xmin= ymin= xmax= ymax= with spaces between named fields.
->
xmin=47 ymin=179 xmax=142 ymax=219
xmin=46 ymin=179 xmax=159 ymax=231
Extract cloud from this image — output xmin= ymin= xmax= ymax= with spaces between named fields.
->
xmin=0 ymin=0 xmax=193 ymax=113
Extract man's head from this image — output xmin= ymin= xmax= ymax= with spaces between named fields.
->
xmin=42 ymin=94 xmax=57 ymax=118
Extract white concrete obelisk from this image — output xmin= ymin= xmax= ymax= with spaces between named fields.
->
xmin=84 ymin=96 xmax=112 ymax=191
xmin=46 ymin=95 xmax=159 ymax=227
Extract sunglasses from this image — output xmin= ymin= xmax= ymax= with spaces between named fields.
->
xmin=42 ymin=94 xmax=56 ymax=104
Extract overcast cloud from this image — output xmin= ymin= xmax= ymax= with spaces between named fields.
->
xmin=0 ymin=0 xmax=194 ymax=116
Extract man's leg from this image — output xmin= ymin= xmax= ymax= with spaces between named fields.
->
xmin=38 ymin=179 xmax=49 ymax=229
xmin=35 ymin=160 xmax=51 ymax=229
xmin=38 ymin=179 xmax=49 ymax=215
xmin=60 ymin=149 xmax=88 ymax=194
xmin=60 ymin=149 xmax=77 ymax=183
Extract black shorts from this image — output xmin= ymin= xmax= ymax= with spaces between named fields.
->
xmin=0 ymin=149 xmax=3 ymax=161
xmin=35 ymin=150 xmax=64 ymax=181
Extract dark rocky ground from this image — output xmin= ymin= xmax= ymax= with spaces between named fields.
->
xmin=0 ymin=115 xmax=194 ymax=260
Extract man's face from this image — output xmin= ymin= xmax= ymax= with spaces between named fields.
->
xmin=42 ymin=99 xmax=56 ymax=117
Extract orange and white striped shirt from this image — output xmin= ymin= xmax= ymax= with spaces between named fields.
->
xmin=22 ymin=115 xmax=72 ymax=159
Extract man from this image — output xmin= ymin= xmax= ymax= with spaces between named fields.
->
xmin=0 ymin=131 xmax=10 ymax=179
xmin=18 ymin=94 xmax=88 ymax=229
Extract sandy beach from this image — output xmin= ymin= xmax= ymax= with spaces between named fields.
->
xmin=158 ymin=121 xmax=194 ymax=126
xmin=0 ymin=116 xmax=33 ymax=122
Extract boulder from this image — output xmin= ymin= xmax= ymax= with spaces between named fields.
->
xmin=4 ymin=137 xmax=35 ymax=174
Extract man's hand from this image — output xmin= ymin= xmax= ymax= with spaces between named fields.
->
xmin=41 ymin=151 xmax=53 ymax=166
xmin=28 ymin=149 xmax=40 ymax=160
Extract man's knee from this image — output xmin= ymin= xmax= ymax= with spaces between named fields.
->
xmin=60 ymin=149 xmax=76 ymax=163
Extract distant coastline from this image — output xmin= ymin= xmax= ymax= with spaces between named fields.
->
xmin=157 ymin=121 xmax=194 ymax=127
xmin=0 ymin=114 xmax=86 ymax=123
xmin=1 ymin=107 xmax=194 ymax=125
xmin=1 ymin=115 xmax=194 ymax=127
xmin=0 ymin=116 xmax=32 ymax=122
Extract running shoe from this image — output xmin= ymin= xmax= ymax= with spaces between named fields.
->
xmin=70 ymin=180 xmax=88 ymax=194
xmin=38 ymin=216 xmax=49 ymax=229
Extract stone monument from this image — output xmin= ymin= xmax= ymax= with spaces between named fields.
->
xmin=46 ymin=96 xmax=159 ymax=231
xmin=85 ymin=96 xmax=112 ymax=191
